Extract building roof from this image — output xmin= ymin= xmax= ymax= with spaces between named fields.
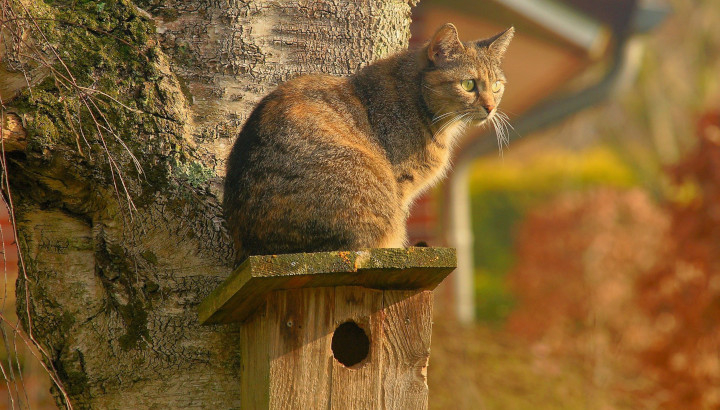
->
xmin=558 ymin=0 xmax=639 ymax=33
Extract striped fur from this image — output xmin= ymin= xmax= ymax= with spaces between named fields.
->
xmin=224 ymin=24 xmax=514 ymax=263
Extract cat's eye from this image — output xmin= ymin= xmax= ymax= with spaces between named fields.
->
xmin=460 ymin=79 xmax=476 ymax=92
xmin=492 ymin=81 xmax=502 ymax=93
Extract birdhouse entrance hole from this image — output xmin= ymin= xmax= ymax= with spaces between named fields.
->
xmin=331 ymin=321 xmax=370 ymax=367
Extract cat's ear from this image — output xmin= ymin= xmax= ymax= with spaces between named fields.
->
xmin=428 ymin=23 xmax=465 ymax=65
xmin=478 ymin=27 xmax=515 ymax=60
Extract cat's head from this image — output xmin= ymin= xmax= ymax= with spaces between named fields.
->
xmin=422 ymin=23 xmax=514 ymax=128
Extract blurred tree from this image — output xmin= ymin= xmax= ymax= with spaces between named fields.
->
xmin=506 ymin=111 xmax=720 ymax=408
xmin=636 ymin=110 xmax=720 ymax=408
xmin=507 ymin=188 xmax=667 ymax=407
xmin=469 ymin=147 xmax=637 ymax=323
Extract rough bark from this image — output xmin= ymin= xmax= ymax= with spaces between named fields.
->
xmin=1 ymin=113 xmax=26 ymax=151
xmin=2 ymin=0 xmax=416 ymax=407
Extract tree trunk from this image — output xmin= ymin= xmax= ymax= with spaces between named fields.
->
xmin=2 ymin=0 xmax=416 ymax=407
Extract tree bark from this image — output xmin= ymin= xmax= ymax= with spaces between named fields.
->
xmin=2 ymin=0 xmax=416 ymax=407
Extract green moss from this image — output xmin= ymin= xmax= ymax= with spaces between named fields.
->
xmin=143 ymin=280 xmax=160 ymax=293
xmin=140 ymin=250 xmax=158 ymax=265
xmin=57 ymin=347 xmax=90 ymax=398
xmin=92 ymin=238 xmax=152 ymax=351
xmin=12 ymin=0 xmax=195 ymax=194
xmin=13 ymin=82 xmax=67 ymax=150
xmin=28 ymin=113 xmax=59 ymax=145
xmin=172 ymin=160 xmax=216 ymax=189
xmin=59 ymin=311 xmax=77 ymax=334
xmin=175 ymin=43 xmax=199 ymax=67
xmin=117 ymin=299 xmax=149 ymax=351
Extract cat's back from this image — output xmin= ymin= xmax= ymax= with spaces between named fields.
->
xmin=251 ymin=73 xmax=370 ymax=137
xmin=226 ymin=72 xmax=388 ymax=192
xmin=224 ymin=73 xmax=402 ymax=262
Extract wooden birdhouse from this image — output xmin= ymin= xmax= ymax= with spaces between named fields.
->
xmin=198 ymin=247 xmax=456 ymax=409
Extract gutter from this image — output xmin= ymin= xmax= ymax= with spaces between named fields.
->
xmin=494 ymin=0 xmax=610 ymax=58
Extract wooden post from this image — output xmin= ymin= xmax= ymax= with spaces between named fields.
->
xmin=199 ymin=247 xmax=456 ymax=409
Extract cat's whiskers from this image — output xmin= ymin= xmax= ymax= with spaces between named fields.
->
xmin=431 ymin=110 xmax=458 ymax=126
xmin=429 ymin=108 xmax=515 ymax=157
xmin=431 ymin=106 xmax=467 ymax=131
xmin=433 ymin=116 xmax=460 ymax=137
xmin=433 ymin=112 xmax=466 ymax=139
xmin=460 ymin=113 xmax=474 ymax=133
xmin=430 ymin=102 xmax=452 ymax=122
xmin=497 ymin=112 xmax=516 ymax=148
xmin=432 ymin=111 xmax=478 ymax=144
xmin=489 ymin=115 xmax=507 ymax=157
xmin=488 ymin=109 xmax=518 ymax=157
xmin=498 ymin=115 xmax=510 ymax=142
xmin=495 ymin=110 xmax=520 ymax=139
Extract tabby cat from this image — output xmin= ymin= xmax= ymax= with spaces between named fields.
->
xmin=224 ymin=23 xmax=514 ymax=263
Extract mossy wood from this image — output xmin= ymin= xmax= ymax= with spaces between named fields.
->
xmin=198 ymin=247 xmax=456 ymax=324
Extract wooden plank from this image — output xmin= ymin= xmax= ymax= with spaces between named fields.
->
xmin=330 ymin=286 xmax=383 ymax=409
xmin=238 ymin=288 xmax=437 ymax=409
xmin=380 ymin=290 xmax=433 ymax=410
xmin=199 ymin=247 xmax=456 ymax=324
xmin=267 ymin=288 xmax=334 ymax=410
xmin=240 ymin=306 xmax=270 ymax=409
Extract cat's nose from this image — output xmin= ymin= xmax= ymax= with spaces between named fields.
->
xmin=484 ymin=104 xmax=496 ymax=115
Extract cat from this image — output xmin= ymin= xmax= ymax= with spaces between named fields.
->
xmin=224 ymin=23 xmax=514 ymax=263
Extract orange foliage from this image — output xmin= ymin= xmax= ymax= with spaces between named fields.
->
xmin=508 ymin=188 xmax=668 ymax=405
xmin=508 ymin=110 xmax=720 ymax=408
xmin=635 ymin=111 xmax=720 ymax=408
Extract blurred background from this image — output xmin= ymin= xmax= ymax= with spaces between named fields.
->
xmin=3 ymin=0 xmax=720 ymax=408
xmin=406 ymin=0 xmax=720 ymax=408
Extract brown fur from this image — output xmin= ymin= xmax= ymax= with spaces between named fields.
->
xmin=224 ymin=23 xmax=514 ymax=263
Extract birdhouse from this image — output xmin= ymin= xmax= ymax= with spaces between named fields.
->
xmin=198 ymin=247 xmax=456 ymax=409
